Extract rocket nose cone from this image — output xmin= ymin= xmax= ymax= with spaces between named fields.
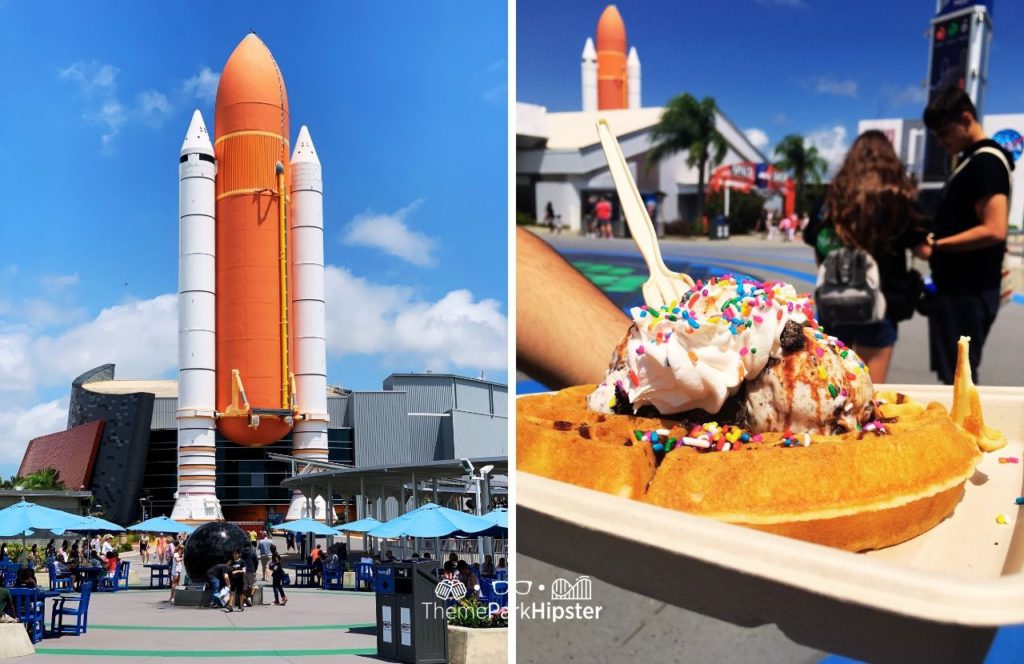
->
xmin=215 ymin=33 xmax=289 ymax=136
xmin=180 ymin=109 xmax=213 ymax=158
xmin=291 ymin=125 xmax=319 ymax=165
xmin=596 ymin=5 xmax=627 ymax=52
xmin=582 ymin=37 xmax=596 ymax=60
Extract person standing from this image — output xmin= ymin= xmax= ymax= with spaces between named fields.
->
xmin=803 ymin=130 xmax=929 ymax=383
xmin=594 ymin=196 xmax=613 ymax=239
xmin=258 ymin=532 xmax=273 ymax=581
xmin=139 ymin=533 xmax=149 ymax=564
xmin=285 ymin=531 xmax=295 ymax=552
xmin=228 ymin=549 xmax=247 ymax=612
xmin=269 ymin=545 xmax=288 ymax=606
xmin=242 ymin=543 xmax=259 ymax=607
xmin=170 ymin=546 xmax=183 ymax=604
xmin=543 ymin=201 xmax=555 ymax=230
xmin=921 ymin=87 xmax=1013 ymax=384
xmin=155 ymin=535 xmax=166 ymax=564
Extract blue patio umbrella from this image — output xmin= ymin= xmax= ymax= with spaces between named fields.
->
xmin=273 ymin=518 xmax=340 ymax=537
xmin=73 ymin=515 xmax=125 ymax=533
xmin=0 ymin=499 xmax=92 ymax=538
xmin=479 ymin=508 xmax=507 ymax=529
xmin=367 ymin=503 xmax=495 ymax=539
xmin=127 ymin=516 xmax=195 ymax=534
xmin=335 ymin=517 xmax=382 ymax=533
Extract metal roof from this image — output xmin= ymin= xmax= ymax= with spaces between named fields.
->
xmin=281 ymin=456 xmax=508 ymax=497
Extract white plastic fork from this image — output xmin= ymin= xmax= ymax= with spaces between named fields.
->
xmin=595 ymin=118 xmax=694 ymax=309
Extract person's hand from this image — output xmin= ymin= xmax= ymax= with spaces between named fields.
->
xmin=913 ymin=239 xmax=932 ymax=260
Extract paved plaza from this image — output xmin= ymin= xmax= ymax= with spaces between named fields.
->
xmin=20 ymin=540 xmax=378 ymax=663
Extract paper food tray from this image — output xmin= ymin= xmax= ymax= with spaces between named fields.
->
xmin=518 ymin=384 xmax=1024 ymax=629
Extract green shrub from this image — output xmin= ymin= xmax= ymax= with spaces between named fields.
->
xmin=447 ymin=597 xmax=508 ymax=629
xmin=117 ymin=542 xmax=133 ymax=553
xmin=516 ymin=211 xmax=536 ymax=226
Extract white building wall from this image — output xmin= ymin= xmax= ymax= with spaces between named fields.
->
xmin=983 ymin=114 xmax=1024 ymax=232
xmin=535 ymin=181 xmax=581 ymax=232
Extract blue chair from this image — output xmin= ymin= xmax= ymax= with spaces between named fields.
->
xmin=322 ymin=563 xmax=343 ymax=590
xmin=354 ymin=563 xmax=375 ymax=591
xmin=48 ymin=562 xmax=73 ymax=592
xmin=495 ymin=569 xmax=507 ymax=582
xmin=9 ymin=588 xmax=44 ymax=643
xmin=51 ymin=581 xmax=92 ymax=636
xmin=97 ymin=560 xmax=129 ymax=592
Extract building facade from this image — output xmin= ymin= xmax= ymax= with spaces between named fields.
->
xmin=21 ymin=365 xmax=507 ymax=525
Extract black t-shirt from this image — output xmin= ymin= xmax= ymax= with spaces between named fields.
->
xmin=206 ymin=563 xmax=230 ymax=579
xmin=931 ymin=139 xmax=1013 ymax=292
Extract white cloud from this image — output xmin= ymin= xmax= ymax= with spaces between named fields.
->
xmin=806 ymin=125 xmax=850 ymax=177
xmin=813 ymin=76 xmax=858 ymax=98
xmin=40 ymin=274 xmax=79 ymax=292
xmin=0 ymin=399 xmax=68 ymax=477
xmin=94 ymin=99 xmax=126 ymax=147
xmin=61 ymin=62 xmax=219 ymax=151
xmin=324 ymin=266 xmax=507 ymax=371
xmin=59 ymin=60 xmax=119 ymax=95
xmin=0 ymin=295 xmax=177 ymax=394
xmin=182 ymin=67 xmax=220 ymax=104
xmin=884 ymin=83 xmax=928 ymax=108
xmin=137 ymin=90 xmax=172 ymax=126
xmin=341 ymin=200 xmax=438 ymax=267
xmin=745 ymin=128 xmax=769 ymax=151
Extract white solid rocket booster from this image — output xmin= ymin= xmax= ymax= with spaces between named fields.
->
xmin=286 ymin=125 xmax=330 ymax=521
xmin=627 ymin=46 xmax=641 ymax=109
xmin=173 ymin=110 xmax=223 ymax=522
xmin=581 ymin=37 xmax=597 ymax=112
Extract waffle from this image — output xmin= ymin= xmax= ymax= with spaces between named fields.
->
xmin=517 ymin=338 xmax=1001 ymax=552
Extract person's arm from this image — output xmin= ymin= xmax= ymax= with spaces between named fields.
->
xmin=516 ymin=227 xmax=628 ymax=389
xmin=929 ymin=193 xmax=1009 ymax=253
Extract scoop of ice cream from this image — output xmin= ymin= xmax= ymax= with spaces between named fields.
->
xmin=586 ymin=276 xmax=875 ymax=434
xmin=743 ymin=325 xmax=874 ymax=434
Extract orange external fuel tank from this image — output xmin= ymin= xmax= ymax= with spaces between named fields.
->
xmin=596 ymin=5 xmax=628 ymax=110
xmin=214 ymin=34 xmax=294 ymax=446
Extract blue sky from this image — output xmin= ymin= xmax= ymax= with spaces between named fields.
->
xmin=0 ymin=1 xmax=507 ymax=476
xmin=517 ymin=0 xmax=1024 ymax=170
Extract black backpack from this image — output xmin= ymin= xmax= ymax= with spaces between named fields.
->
xmin=815 ymin=247 xmax=886 ymax=326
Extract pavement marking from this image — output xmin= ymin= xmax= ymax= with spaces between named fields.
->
xmin=33 ymin=647 xmax=378 ymax=658
xmin=87 ymin=622 xmax=376 ymax=631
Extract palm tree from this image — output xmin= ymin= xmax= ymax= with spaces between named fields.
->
xmin=647 ymin=93 xmax=728 ymax=227
xmin=773 ymin=134 xmax=828 ymax=212
xmin=20 ymin=468 xmax=65 ymax=491
xmin=1 ymin=475 xmax=22 ymax=490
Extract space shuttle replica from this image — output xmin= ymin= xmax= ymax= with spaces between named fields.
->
xmin=582 ymin=4 xmax=641 ymax=111
xmin=174 ymin=34 xmax=327 ymax=522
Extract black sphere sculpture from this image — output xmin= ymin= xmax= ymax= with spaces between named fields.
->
xmin=183 ymin=521 xmax=250 ymax=582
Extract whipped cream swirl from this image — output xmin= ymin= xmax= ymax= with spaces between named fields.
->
xmin=588 ymin=277 xmax=816 ymax=415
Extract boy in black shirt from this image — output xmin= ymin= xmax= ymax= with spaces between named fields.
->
xmin=228 ymin=549 xmax=247 ymax=611
xmin=921 ymin=87 xmax=1013 ymax=384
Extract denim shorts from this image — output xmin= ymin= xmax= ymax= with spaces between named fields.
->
xmin=826 ymin=318 xmax=898 ymax=349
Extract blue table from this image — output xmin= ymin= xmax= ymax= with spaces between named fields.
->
xmin=289 ymin=563 xmax=313 ymax=587
xmin=143 ymin=564 xmax=171 ymax=588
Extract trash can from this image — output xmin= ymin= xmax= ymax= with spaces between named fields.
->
xmin=377 ymin=562 xmax=447 ymax=663
xmin=709 ymin=214 xmax=729 ymax=240
xmin=376 ymin=565 xmax=397 ymax=660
